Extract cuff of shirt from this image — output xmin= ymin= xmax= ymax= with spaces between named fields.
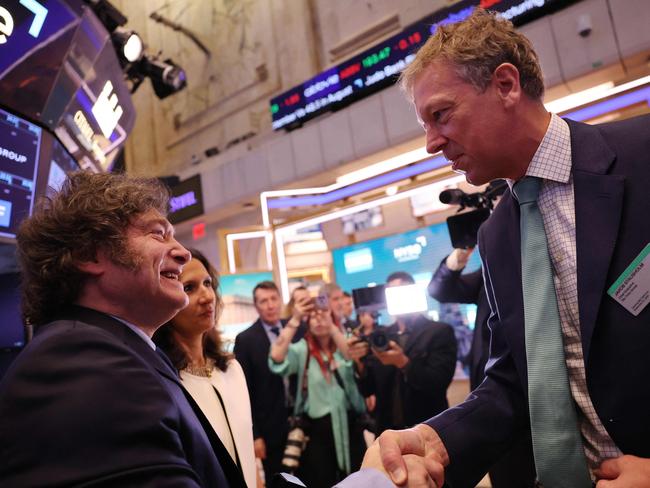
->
xmin=333 ymin=468 xmax=394 ymax=488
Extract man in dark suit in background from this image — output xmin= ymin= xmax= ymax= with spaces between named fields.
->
xmin=429 ymin=248 xmax=536 ymax=487
xmin=349 ymin=271 xmax=457 ymax=435
xmin=374 ymin=9 xmax=650 ymax=488
xmin=0 ymin=172 xmax=244 ymax=487
xmin=234 ymin=281 xmax=307 ymax=483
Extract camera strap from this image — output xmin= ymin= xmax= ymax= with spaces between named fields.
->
xmin=295 ymin=347 xmax=310 ymax=416
xmin=332 ymin=367 xmax=353 ymax=410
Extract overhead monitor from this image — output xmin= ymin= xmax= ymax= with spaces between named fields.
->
xmin=0 ymin=107 xmax=41 ymax=240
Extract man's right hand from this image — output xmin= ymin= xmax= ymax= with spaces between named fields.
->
xmin=377 ymin=424 xmax=449 ymax=486
xmin=446 ymin=248 xmax=474 ymax=271
xmin=254 ymin=438 xmax=267 ymax=459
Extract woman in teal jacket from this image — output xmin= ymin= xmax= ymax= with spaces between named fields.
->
xmin=269 ymin=306 xmax=366 ymax=488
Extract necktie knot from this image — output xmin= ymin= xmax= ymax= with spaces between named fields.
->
xmin=270 ymin=326 xmax=280 ymax=336
xmin=513 ymin=176 xmax=542 ymax=205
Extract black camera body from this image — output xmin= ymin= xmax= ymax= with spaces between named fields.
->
xmin=441 ymin=179 xmax=507 ymax=249
xmin=357 ymin=328 xmax=408 ymax=352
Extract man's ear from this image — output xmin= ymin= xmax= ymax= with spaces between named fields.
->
xmin=492 ymin=63 xmax=522 ymax=109
xmin=75 ymin=250 xmax=108 ymax=277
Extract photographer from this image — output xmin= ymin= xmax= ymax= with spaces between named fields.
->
xmin=348 ymin=271 xmax=457 ymax=435
xmin=269 ymin=308 xmax=366 ymax=488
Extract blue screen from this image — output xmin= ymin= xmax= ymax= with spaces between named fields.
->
xmin=332 ymin=221 xmax=482 ymax=333
xmin=0 ymin=107 xmax=42 ymax=239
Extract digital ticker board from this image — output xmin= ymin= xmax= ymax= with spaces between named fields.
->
xmin=270 ymin=0 xmax=579 ymax=131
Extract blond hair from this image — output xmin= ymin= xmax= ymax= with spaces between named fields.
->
xmin=400 ymin=8 xmax=544 ymax=100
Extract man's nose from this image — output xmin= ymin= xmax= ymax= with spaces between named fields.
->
xmin=425 ymin=127 xmax=447 ymax=154
xmin=171 ymin=240 xmax=191 ymax=264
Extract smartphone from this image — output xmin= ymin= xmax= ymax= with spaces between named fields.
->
xmin=314 ymin=294 xmax=329 ymax=310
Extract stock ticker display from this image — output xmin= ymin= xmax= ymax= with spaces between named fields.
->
xmin=0 ymin=108 xmax=41 ymax=239
xmin=270 ymin=0 xmax=580 ymax=131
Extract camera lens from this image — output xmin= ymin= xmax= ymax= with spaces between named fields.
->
xmin=369 ymin=330 xmax=390 ymax=351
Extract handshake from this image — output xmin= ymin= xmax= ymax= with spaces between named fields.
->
xmin=361 ymin=424 xmax=449 ymax=487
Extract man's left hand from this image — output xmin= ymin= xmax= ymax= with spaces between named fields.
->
xmin=595 ymin=455 xmax=650 ymax=487
xmin=374 ymin=341 xmax=409 ymax=369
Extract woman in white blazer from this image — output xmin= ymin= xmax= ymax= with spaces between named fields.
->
xmin=154 ymin=249 xmax=260 ymax=488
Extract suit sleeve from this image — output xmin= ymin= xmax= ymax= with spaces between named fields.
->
xmin=428 ymin=257 xmax=483 ymax=304
xmin=354 ymin=353 xmax=379 ymax=397
xmin=0 ymin=327 xmax=203 ymax=487
xmin=403 ymin=323 xmax=457 ymax=393
xmin=233 ymin=333 xmax=262 ymax=440
xmin=425 ymin=231 xmax=529 ymax=488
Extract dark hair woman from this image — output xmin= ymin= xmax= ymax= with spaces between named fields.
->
xmin=154 ymin=249 xmax=260 ymax=488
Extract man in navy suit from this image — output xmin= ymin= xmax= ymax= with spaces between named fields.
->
xmin=234 ymin=281 xmax=307 ymax=483
xmin=370 ymin=8 xmax=650 ymax=488
xmin=0 ymin=172 xmax=244 ymax=487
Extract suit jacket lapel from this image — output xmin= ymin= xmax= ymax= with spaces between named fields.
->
xmin=568 ymin=119 xmax=623 ymax=362
xmin=57 ymin=306 xmax=182 ymax=384
xmin=253 ymin=319 xmax=271 ymax=351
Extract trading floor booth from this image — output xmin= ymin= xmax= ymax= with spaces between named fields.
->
xmin=0 ymin=0 xmax=136 ymax=374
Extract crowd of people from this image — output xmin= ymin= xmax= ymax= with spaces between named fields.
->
xmin=233 ymin=276 xmax=458 ymax=487
xmin=1 ymin=7 xmax=649 ymax=488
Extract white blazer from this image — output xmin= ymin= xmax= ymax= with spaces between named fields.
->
xmin=181 ymin=359 xmax=257 ymax=488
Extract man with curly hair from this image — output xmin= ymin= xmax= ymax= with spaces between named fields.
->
xmin=0 ymin=172 xmax=245 ymax=488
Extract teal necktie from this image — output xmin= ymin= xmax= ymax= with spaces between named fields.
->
xmin=514 ymin=176 xmax=591 ymax=488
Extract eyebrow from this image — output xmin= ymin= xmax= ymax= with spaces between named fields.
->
xmin=138 ymin=216 xmax=175 ymax=236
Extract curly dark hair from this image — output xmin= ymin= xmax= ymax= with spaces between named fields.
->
xmin=153 ymin=248 xmax=232 ymax=372
xmin=17 ymin=171 xmax=169 ymax=328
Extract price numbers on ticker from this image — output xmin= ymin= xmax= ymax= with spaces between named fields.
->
xmin=396 ymin=32 xmax=422 ymax=51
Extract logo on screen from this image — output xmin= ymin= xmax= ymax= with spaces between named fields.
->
xmin=170 ymin=191 xmax=198 ymax=213
xmin=393 ymin=236 xmax=427 ymax=263
xmin=0 ymin=7 xmax=14 ymax=44
xmin=92 ymin=81 xmax=123 ymax=139
xmin=0 ymin=199 xmax=12 ymax=227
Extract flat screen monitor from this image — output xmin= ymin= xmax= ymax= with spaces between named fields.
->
xmin=332 ymin=220 xmax=482 ymax=329
xmin=219 ymin=271 xmax=274 ymax=347
xmin=0 ymin=107 xmax=41 ymax=240
xmin=45 ymin=134 xmax=79 ymax=197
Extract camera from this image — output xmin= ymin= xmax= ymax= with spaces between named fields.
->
xmin=441 ymin=179 xmax=507 ymax=248
xmin=313 ymin=293 xmax=329 ymax=311
xmin=281 ymin=416 xmax=309 ymax=472
xmin=354 ymin=327 xmax=408 ymax=353
xmin=577 ymin=13 xmax=592 ymax=38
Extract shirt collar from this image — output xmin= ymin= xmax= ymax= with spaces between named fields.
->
xmin=261 ymin=320 xmax=282 ymax=331
xmin=109 ymin=314 xmax=157 ymax=350
xmin=526 ymin=113 xmax=572 ymax=183
xmin=507 ymin=113 xmax=572 ymax=190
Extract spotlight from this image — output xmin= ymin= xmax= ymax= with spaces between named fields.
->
xmin=112 ymin=28 xmax=143 ymax=64
xmin=140 ymin=55 xmax=187 ymax=99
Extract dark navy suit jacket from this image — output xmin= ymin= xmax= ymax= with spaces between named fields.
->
xmin=427 ymin=115 xmax=650 ymax=488
xmin=0 ymin=306 xmax=245 ymax=488
xmin=234 ymin=318 xmax=305 ymax=448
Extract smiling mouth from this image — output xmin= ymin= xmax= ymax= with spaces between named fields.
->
xmin=161 ymin=271 xmax=179 ymax=281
